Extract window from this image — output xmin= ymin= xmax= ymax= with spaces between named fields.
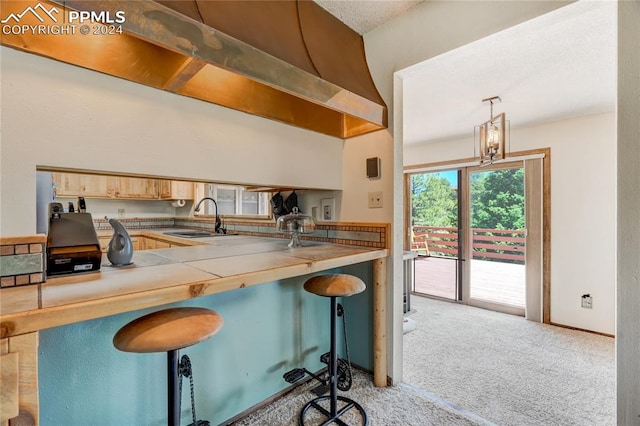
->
xmin=195 ymin=183 xmax=271 ymax=217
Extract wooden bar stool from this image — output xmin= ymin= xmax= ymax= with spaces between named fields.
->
xmin=113 ymin=307 xmax=223 ymax=426
xmin=300 ymin=274 xmax=368 ymax=425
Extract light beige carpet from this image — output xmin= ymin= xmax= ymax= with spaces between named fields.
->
xmin=229 ymin=296 xmax=614 ymax=425
xmin=230 ymin=369 xmax=488 ymax=425
xmin=403 ymin=296 xmax=615 ymax=426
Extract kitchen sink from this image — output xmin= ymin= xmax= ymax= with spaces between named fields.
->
xmin=164 ymin=231 xmax=213 ymax=238
xmin=163 ymin=230 xmax=239 ymax=238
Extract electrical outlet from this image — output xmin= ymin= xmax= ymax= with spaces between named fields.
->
xmin=117 ymin=208 xmax=125 ymax=218
xmin=581 ymin=294 xmax=592 ymax=309
xmin=368 ymin=191 xmax=383 ymax=208
xmin=320 ymin=198 xmax=335 ymax=221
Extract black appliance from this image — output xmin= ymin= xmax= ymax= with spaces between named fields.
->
xmin=46 ymin=212 xmax=102 ymax=276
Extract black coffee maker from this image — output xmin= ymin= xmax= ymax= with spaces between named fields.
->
xmin=46 ymin=203 xmax=101 ymax=276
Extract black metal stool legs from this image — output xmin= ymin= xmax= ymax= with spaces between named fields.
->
xmin=113 ymin=308 xmax=222 ymax=426
xmin=299 ymin=296 xmax=367 ymax=425
xmin=330 ymin=295 xmax=338 ymax=416
xmin=168 ymin=349 xmax=181 ymax=426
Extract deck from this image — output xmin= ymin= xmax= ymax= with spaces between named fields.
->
xmin=412 ymin=255 xmax=525 ymax=308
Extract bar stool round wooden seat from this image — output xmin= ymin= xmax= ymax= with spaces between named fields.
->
xmin=113 ymin=307 xmax=223 ymax=426
xmin=300 ymin=274 xmax=368 ymax=425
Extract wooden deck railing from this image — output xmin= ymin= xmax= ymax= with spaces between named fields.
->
xmin=411 ymin=225 xmax=525 ymax=264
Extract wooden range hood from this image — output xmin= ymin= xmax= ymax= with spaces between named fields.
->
xmin=1 ymin=0 xmax=387 ymax=138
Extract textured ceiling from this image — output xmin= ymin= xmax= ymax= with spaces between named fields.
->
xmin=399 ymin=1 xmax=617 ymax=145
xmin=314 ymin=0 xmax=423 ymax=34
xmin=311 ymin=1 xmax=616 ymax=145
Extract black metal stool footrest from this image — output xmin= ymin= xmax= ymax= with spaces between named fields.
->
xmin=299 ymin=395 xmax=368 ymax=426
xmin=284 ymin=368 xmax=307 ymax=384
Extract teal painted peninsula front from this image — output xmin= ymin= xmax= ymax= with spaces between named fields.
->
xmin=0 ymin=234 xmax=388 ymax=425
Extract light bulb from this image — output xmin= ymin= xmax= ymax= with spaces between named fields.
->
xmin=487 ymin=124 xmax=501 ymax=150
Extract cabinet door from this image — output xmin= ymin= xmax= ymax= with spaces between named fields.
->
xmin=52 ymin=172 xmax=80 ymax=197
xmin=52 ymin=173 xmax=115 ymax=198
xmin=98 ymin=236 xmax=111 ymax=253
xmin=99 ymin=235 xmax=140 ymax=252
xmin=154 ymin=240 xmax=171 ymax=249
xmin=140 ymin=238 xmax=171 ymax=249
xmin=159 ymin=180 xmax=172 ymax=199
xmin=159 ymin=181 xmax=194 ymax=200
xmin=114 ymin=177 xmax=159 ymax=199
xmin=173 ymin=182 xmax=194 ymax=200
xmin=140 ymin=237 xmax=154 ymax=250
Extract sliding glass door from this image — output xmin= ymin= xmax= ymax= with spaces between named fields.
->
xmin=409 ymin=170 xmax=461 ymax=301
xmin=407 ymin=159 xmax=543 ymax=318
xmin=466 ymin=165 xmax=526 ymax=315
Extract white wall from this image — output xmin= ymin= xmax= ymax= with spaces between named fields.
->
xmin=362 ymin=0 xmax=574 ymax=384
xmin=341 ymin=129 xmax=397 ymax=383
xmin=405 ymin=113 xmax=616 ymax=335
xmin=341 ymin=130 xmax=394 ymax=223
xmin=0 ymin=47 xmax=344 ymax=236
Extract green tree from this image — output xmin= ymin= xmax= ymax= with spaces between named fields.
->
xmin=471 ymin=168 xmax=524 ymax=230
xmin=411 ymin=173 xmax=457 ymax=227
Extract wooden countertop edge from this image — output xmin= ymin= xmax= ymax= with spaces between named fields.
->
xmin=0 ymin=234 xmax=47 ymax=245
xmin=0 ymin=249 xmax=387 ymax=338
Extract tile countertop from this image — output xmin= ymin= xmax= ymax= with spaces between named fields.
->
xmin=0 ymin=231 xmax=388 ymax=338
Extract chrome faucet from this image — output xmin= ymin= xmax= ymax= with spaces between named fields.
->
xmin=194 ymin=197 xmax=224 ymax=234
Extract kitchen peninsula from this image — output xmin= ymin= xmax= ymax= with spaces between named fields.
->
xmin=0 ymin=231 xmax=387 ymax=425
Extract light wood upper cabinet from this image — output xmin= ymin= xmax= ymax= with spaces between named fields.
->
xmin=52 ymin=173 xmax=160 ymax=199
xmin=113 ymin=177 xmax=159 ymax=199
xmin=159 ymin=180 xmax=194 ymax=200
xmin=51 ymin=173 xmax=197 ymax=201
xmin=52 ymin=173 xmax=116 ymax=198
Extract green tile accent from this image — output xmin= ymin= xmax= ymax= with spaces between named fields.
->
xmin=0 ymin=253 xmax=43 ymax=276
xmin=234 ymin=225 xmax=258 ymax=233
xmin=139 ymin=220 xmax=174 ymax=228
xmin=306 ymin=229 xmax=329 ymax=238
xmin=258 ymin=226 xmax=278 ymax=234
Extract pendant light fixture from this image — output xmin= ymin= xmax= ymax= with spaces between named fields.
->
xmin=475 ymin=96 xmax=506 ymax=165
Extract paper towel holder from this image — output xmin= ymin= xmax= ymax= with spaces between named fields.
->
xmin=171 ymin=199 xmax=186 ymax=208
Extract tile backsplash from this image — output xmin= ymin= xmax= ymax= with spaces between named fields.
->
xmin=94 ymin=217 xmax=174 ymax=231
xmin=94 ymin=217 xmax=388 ymax=249
xmin=0 ymin=235 xmax=46 ymax=287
